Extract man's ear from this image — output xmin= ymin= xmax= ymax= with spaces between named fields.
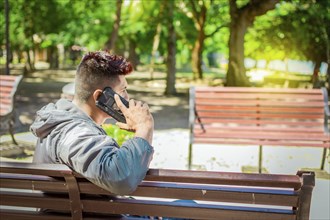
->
xmin=92 ymin=89 xmax=103 ymax=102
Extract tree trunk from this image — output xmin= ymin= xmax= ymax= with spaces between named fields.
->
xmin=25 ymin=49 xmax=34 ymax=75
xmin=312 ymin=60 xmax=321 ymax=88
xmin=49 ymin=46 xmax=59 ymax=69
xmin=149 ymin=22 xmax=162 ymax=79
xmin=190 ymin=0 xmax=207 ymax=80
xmin=30 ymin=36 xmax=36 ymax=71
xmin=226 ymin=14 xmax=250 ymax=86
xmin=226 ymin=0 xmax=279 ymax=87
xmin=128 ymin=38 xmax=139 ymax=70
xmin=5 ymin=0 xmax=10 ymax=75
xmin=192 ymin=31 xmax=205 ymax=80
xmin=165 ymin=0 xmax=176 ymax=95
xmin=104 ymin=0 xmax=123 ymax=52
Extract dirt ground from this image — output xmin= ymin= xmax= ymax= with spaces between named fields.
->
xmin=12 ymin=68 xmax=193 ymax=133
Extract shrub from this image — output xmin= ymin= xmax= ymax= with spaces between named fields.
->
xmin=102 ymin=124 xmax=134 ymax=146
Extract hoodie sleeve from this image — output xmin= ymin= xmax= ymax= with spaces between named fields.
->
xmin=56 ymin=121 xmax=154 ymax=195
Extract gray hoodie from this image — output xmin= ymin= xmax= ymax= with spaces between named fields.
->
xmin=30 ymin=99 xmax=154 ymax=195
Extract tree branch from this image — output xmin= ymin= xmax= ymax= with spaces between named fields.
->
xmin=189 ymin=0 xmax=200 ymax=24
xmin=206 ymin=23 xmax=229 ymax=38
xmin=241 ymin=0 xmax=280 ymax=18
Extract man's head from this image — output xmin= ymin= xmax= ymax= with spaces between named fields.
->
xmin=75 ymin=51 xmax=133 ymax=103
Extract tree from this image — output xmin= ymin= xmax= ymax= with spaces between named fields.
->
xmin=276 ymin=0 xmax=329 ymax=89
xmin=149 ymin=13 xmax=163 ymax=79
xmin=226 ymin=0 xmax=279 ymax=86
xmin=165 ymin=0 xmax=177 ymax=95
xmin=104 ymin=0 xmax=123 ymax=52
xmin=247 ymin=0 xmax=329 ymax=89
xmin=116 ymin=1 xmax=163 ymax=63
xmin=1 ymin=0 xmax=73 ymax=71
xmin=5 ymin=0 xmax=10 ymax=75
xmin=180 ymin=0 xmax=229 ymax=80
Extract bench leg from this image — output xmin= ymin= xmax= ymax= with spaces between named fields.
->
xmin=8 ymin=117 xmax=18 ymax=145
xmin=188 ymin=143 xmax=193 ymax=170
xmin=296 ymin=171 xmax=315 ymax=220
xmin=320 ymin=148 xmax=328 ymax=170
xmin=258 ymin=145 xmax=263 ymax=173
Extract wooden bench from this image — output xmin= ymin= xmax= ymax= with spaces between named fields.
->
xmin=0 ymin=75 xmax=23 ymax=144
xmin=0 ymin=161 xmax=315 ymax=220
xmin=189 ymin=86 xmax=330 ymax=172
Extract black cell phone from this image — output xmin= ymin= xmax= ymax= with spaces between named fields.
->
xmin=96 ymin=87 xmax=129 ymax=123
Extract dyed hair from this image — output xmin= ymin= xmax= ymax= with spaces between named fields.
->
xmin=75 ymin=51 xmax=133 ymax=102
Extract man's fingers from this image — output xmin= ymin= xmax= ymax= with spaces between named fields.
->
xmin=116 ymin=122 xmax=134 ymax=132
xmin=129 ymin=99 xmax=136 ymax=107
xmin=142 ymin=102 xmax=149 ymax=109
xmin=114 ymin=94 xmax=128 ymax=113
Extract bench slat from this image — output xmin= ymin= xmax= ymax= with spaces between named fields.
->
xmin=197 ymin=118 xmax=324 ymax=127
xmin=194 ymin=124 xmax=324 ymax=133
xmin=195 ymin=93 xmax=323 ymax=100
xmin=196 ymin=100 xmax=325 ymax=108
xmin=0 ymin=86 xmax=15 ymax=92
xmin=0 ymin=209 xmax=124 ymax=220
xmin=0 ymin=176 xmax=299 ymax=207
xmin=193 ymin=130 xmax=329 ymax=141
xmin=196 ymin=105 xmax=324 ymax=114
xmin=194 ymin=86 xmax=323 ymax=93
xmin=193 ymin=138 xmax=330 ymax=148
xmin=1 ymin=178 xmax=68 ymax=193
xmin=197 ymin=111 xmax=323 ymax=119
xmin=0 ymin=210 xmax=72 ymax=220
xmin=134 ymin=184 xmax=298 ymax=206
xmin=0 ymin=191 xmax=71 ymax=211
xmin=0 ymin=162 xmax=73 ymax=177
xmin=145 ymin=169 xmax=302 ymax=189
xmin=82 ymin=198 xmax=296 ymax=220
xmin=0 ymin=98 xmax=13 ymax=105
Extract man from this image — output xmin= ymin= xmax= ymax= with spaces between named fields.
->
xmin=30 ymin=51 xmax=154 ymax=195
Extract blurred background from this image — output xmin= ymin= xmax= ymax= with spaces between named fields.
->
xmin=1 ymin=0 xmax=329 ymax=92
xmin=1 ymin=1 xmax=329 ymax=218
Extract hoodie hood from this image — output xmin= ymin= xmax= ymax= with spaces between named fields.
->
xmin=30 ymin=99 xmax=90 ymax=138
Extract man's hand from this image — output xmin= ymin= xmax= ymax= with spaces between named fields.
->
xmin=114 ymin=94 xmax=154 ymax=144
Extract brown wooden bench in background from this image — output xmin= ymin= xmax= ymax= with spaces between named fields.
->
xmin=0 ymin=161 xmax=315 ymax=220
xmin=0 ymin=75 xmax=23 ymax=144
xmin=189 ymin=87 xmax=330 ymax=172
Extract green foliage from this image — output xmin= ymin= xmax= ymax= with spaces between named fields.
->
xmin=246 ymin=0 xmax=330 ymax=64
xmin=2 ymin=0 xmax=327 ymax=84
xmin=102 ymin=124 xmax=134 ymax=146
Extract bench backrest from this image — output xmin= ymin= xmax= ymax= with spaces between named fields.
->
xmin=0 ymin=162 xmax=315 ymax=220
xmin=0 ymin=75 xmax=23 ymax=116
xmin=190 ymin=87 xmax=330 ymax=147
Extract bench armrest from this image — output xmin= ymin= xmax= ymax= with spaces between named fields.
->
xmin=321 ymin=88 xmax=330 ymax=116
xmin=321 ymin=88 xmax=330 ymax=133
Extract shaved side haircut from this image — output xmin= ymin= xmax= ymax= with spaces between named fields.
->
xmin=75 ymin=51 xmax=133 ymax=102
